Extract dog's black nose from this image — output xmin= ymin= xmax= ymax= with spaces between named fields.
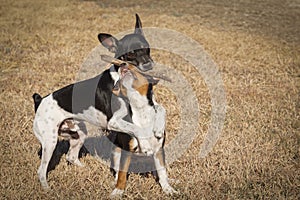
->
xmin=139 ymin=61 xmax=154 ymax=71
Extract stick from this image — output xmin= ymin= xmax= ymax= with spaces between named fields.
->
xmin=100 ymin=55 xmax=172 ymax=82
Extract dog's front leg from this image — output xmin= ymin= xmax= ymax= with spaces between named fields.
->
xmin=153 ymin=104 xmax=166 ymax=139
xmin=153 ymin=148 xmax=178 ymax=195
xmin=108 ymin=97 xmax=153 ymax=155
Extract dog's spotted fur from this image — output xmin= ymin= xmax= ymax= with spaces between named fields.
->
xmin=32 ymin=14 xmax=155 ymax=190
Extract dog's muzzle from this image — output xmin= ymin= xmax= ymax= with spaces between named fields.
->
xmin=138 ymin=60 xmax=155 ymax=72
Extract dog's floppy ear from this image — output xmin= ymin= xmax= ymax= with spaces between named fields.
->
xmin=134 ymin=14 xmax=144 ymax=36
xmin=98 ymin=33 xmax=119 ymax=53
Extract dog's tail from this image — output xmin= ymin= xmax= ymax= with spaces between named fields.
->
xmin=32 ymin=93 xmax=42 ymax=113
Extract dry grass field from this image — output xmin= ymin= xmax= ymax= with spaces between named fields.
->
xmin=1 ymin=0 xmax=299 ymax=199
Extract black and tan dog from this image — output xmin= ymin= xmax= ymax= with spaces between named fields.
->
xmin=32 ymin=14 xmax=156 ymax=190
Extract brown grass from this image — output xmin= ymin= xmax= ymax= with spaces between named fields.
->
xmin=1 ymin=0 xmax=299 ymax=199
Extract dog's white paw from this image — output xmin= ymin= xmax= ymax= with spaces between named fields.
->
xmin=162 ymin=184 xmax=178 ymax=195
xmin=73 ymin=159 xmax=84 ymax=167
xmin=38 ymin=170 xmax=50 ymax=189
xmin=109 ymin=188 xmax=124 ymax=199
xmin=138 ymin=137 xmax=154 ymax=156
xmin=40 ymin=180 xmax=50 ymax=190
xmin=67 ymin=158 xmax=84 ymax=167
xmin=41 ymin=183 xmax=49 ymax=190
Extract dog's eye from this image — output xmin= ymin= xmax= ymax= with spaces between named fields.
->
xmin=127 ymin=51 xmax=136 ymax=58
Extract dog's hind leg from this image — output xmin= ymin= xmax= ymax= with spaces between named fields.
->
xmin=66 ymin=122 xmax=87 ymax=167
xmin=67 ymin=135 xmax=86 ymax=167
xmin=37 ymin=131 xmax=58 ymax=189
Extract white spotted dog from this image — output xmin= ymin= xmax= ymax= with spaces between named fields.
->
xmin=105 ymin=58 xmax=178 ymax=197
xmin=32 ymin=14 xmax=155 ymax=189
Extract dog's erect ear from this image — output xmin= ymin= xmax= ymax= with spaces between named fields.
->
xmin=98 ymin=33 xmax=119 ymax=53
xmin=134 ymin=14 xmax=144 ymax=36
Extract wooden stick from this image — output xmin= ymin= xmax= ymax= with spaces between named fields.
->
xmin=100 ymin=55 xmax=127 ymax=66
xmin=100 ymin=55 xmax=172 ymax=82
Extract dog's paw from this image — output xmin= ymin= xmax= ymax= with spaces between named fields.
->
xmin=67 ymin=158 xmax=84 ymax=167
xmin=109 ymin=188 xmax=124 ymax=199
xmin=38 ymin=173 xmax=50 ymax=189
xmin=162 ymin=184 xmax=178 ymax=195
xmin=73 ymin=159 xmax=85 ymax=167
xmin=139 ymin=147 xmax=154 ymax=156
xmin=138 ymin=138 xmax=154 ymax=156
xmin=41 ymin=181 xmax=50 ymax=190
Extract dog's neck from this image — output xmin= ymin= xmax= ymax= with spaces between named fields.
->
xmin=126 ymin=88 xmax=157 ymax=128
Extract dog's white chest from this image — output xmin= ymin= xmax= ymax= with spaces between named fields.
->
xmin=131 ymin=106 xmax=155 ymax=128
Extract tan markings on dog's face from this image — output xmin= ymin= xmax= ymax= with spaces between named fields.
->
xmin=124 ymin=65 xmax=149 ymax=96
